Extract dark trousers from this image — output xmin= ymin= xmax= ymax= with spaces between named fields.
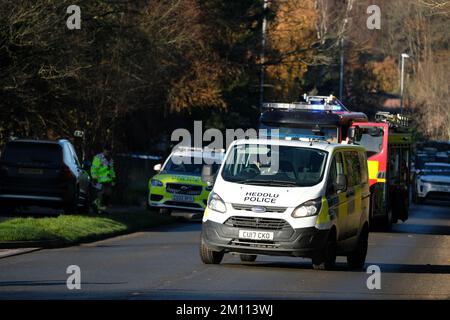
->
xmin=99 ymin=183 xmax=113 ymax=207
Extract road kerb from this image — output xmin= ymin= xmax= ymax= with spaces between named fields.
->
xmin=0 ymin=240 xmax=64 ymax=249
xmin=0 ymin=248 xmax=42 ymax=259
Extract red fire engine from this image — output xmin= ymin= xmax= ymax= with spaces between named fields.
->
xmin=351 ymin=112 xmax=412 ymax=228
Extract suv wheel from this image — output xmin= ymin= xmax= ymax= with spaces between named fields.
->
xmin=312 ymin=230 xmax=337 ymax=270
xmin=80 ymin=191 xmax=90 ymax=214
xmin=64 ymin=188 xmax=79 ymax=215
xmin=347 ymin=226 xmax=369 ymax=270
xmin=200 ymin=240 xmax=224 ymax=264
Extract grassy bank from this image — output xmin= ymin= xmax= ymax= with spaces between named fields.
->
xmin=0 ymin=210 xmax=175 ymax=244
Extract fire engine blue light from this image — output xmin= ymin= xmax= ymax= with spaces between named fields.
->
xmin=309 ymin=105 xmax=343 ymax=111
xmin=260 ymin=131 xmax=328 ymax=141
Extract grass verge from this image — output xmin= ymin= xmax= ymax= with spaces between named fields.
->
xmin=0 ymin=210 xmax=176 ymax=244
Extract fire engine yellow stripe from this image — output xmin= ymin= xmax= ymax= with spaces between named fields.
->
xmin=367 ymin=160 xmax=379 ymax=180
xmin=377 ymin=178 xmax=386 ymax=183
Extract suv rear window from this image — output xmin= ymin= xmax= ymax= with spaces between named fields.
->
xmin=1 ymin=142 xmax=63 ymax=165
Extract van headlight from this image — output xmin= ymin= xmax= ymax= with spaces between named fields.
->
xmin=151 ymin=179 xmax=164 ymax=187
xmin=291 ymin=198 xmax=322 ymax=218
xmin=207 ymin=192 xmax=227 ymax=213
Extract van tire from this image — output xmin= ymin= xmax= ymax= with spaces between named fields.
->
xmin=347 ymin=225 xmax=369 ymax=270
xmin=312 ymin=230 xmax=336 ymax=270
xmin=240 ymin=254 xmax=257 ymax=262
xmin=200 ymin=240 xmax=224 ymax=264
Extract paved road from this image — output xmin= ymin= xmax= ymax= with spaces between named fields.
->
xmin=0 ymin=203 xmax=449 ymax=300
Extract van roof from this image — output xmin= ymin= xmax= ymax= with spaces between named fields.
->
xmin=232 ymin=138 xmax=365 ymax=152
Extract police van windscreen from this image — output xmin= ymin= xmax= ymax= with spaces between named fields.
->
xmin=354 ymin=126 xmax=384 ymax=158
xmin=163 ymin=156 xmax=220 ymax=176
xmin=221 ymin=144 xmax=328 ymax=187
xmin=260 ymin=124 xmax=338 ymax=142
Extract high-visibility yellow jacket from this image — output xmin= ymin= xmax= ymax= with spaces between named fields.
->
xmin=91 ymin=153 xmax=116 ymax=184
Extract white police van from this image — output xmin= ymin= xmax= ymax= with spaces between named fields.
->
xmin=200 ymin=138 xmax=370 ymax=270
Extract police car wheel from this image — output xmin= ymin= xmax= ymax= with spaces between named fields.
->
xmin=347 ymin=226 xmax=369 ymax=270
xmin=312 ymin=231 xmax=337 ymax=270
xmin=240 ymin=254 xmax=257 ymax=263
xmin=200 ymin=240 xmax=224 ymax=264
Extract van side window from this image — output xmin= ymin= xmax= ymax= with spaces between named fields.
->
xmin=327 ymin=152 xmax=344 ymax=195
xmin=344 ymin=151 xmax=361 ymax=187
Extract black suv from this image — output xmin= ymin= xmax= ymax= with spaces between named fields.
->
xmin=0 ymin=139 xmax=91 ymax=213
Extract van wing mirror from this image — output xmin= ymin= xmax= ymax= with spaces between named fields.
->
xmin=201 ymin=164 xmax=215 ymax=186
xmin=334 ymin=174 xmax=347 ymax=193
xmin=153 ymin=163 xmax=162 ymax=172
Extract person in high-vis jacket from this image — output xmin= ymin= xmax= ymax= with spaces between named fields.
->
xmin=91 ymin=145 xmax=116 ymax=213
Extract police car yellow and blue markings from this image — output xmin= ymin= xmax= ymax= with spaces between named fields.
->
xmin=315 ymin=184 xmax=362 ymax=230
xmin=148 ymin=173 xmax=211 ymax=209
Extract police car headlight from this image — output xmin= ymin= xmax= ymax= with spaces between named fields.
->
xmin=292 ymin=199 xmax=322 ymax=218
xmin=207 ymin=192 xmax=227 ymax=213
xmin=151 ymin=179 xmax=164 ymax=187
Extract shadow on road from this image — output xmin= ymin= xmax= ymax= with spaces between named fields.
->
xmin=371 ymin=263 xmax=450 ymax=274
xmin=415 ymin=200 xmax=450 ymax=208
xmin=0 ymin=280 xmax=127 ymax=287
xmin=390 ymin=224 xmax=450 ymax=235
xmin=222 ymin=260 xmax=450 ymax=274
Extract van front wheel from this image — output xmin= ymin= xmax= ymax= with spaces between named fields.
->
xmin=200 ymin=240 xmax=224 ymax=264
xmin=347 ymin=226 xmax=369 ymax=270
xmin=312 ymin=230 xmax=336 ymax=270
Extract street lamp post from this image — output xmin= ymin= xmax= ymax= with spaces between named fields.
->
xmin=400 ymin=53 xmax=410 ymax=114
xmin=259 ymin=0 xmax=269 ymax=112
xmin=339 ymin=37 xmax=345 ymax=102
